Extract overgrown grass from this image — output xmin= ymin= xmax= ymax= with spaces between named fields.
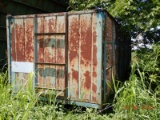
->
xmin=112 ymin=43 xmax=160 ymax=120
xmin=0 ymin=72 xmax=112 ymax=120
xmin=0 ymin=43 xmax=159 ymax=119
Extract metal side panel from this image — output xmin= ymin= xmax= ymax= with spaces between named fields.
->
xmin=68 ymin=12 xmax=104 ymax=105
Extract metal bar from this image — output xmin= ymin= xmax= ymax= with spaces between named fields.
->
xmin=35 ymin=62 xmax=65 ymax=66
xmin=96 ymin=12 xmax=103 ymax=104
xmin=78 ymin=14 xmax=80 ymax=100
xmin=34 ymin=15 xmax=38 ymax=88
xmin=68 ymin=10 xmax=96 ymax=15
xmin=35 ymin=33 xmax=66 ymax=35
xmin=67 ymin=100 xmax=101 ymax=109
xmin=35 ymin=86 xmax=63 ymax=91
xmin=102 ymin=12 xmax=107 ymax=103
xmin=112 ymin=20 xmax=114 ymax=66
xmin=64 ymin=12 xmax=68 ymax=99
xmin=6 ymin=15 xmax=13 ymax=84
xmin=91 ymin=13 xmax=93 ymax=102
xmin=12 ymin=0 xmax=49 ymax=12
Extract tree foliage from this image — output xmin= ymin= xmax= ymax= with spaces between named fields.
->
xmin=110 ymin=0 xmax=160 ymax=37
xmin=68 ymin=0 xmax=115 ymax=11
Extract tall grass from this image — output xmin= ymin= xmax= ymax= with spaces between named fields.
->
xmin=112 ymin=43 xmax=160 ymax=120
xmin=0 ymin=72 xmax=112 ymax=120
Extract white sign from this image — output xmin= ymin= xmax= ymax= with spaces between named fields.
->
xmin=12 ymin=62 xmax=34 ymax=73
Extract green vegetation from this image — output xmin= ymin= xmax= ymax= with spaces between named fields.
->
xmin=113 ymin=44 xmax=160 ymax=119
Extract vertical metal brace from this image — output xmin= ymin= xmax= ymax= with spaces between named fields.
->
xmin=64 ymin=12 xmax=68 ymax=100
xmin=112 ymin=20 xmax=114 ymax=67
xmin=102 ymin=12 xmax=107 ymax=103
xmin=34 ymin=15 xmax=38 ymax=89
xmin=6 ymin=15 xmax=13 ymax=84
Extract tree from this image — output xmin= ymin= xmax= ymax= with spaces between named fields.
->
xmin=68 ymin=0 xmax=115 ymax=11
xmin=69 ymin=0 xmax=160 ymax=44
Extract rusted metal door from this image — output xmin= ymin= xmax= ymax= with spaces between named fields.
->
xmin=34 ymin=13 xmax=68 ymax=97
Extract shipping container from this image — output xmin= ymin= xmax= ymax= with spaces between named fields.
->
xmin=7 ymin=10 xmax=131 ymax=109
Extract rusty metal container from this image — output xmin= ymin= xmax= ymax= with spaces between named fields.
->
xmin=7 ymin=10 xmax=131 ymax=108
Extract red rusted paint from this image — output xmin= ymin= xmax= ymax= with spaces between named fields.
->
xmin=69 ymin=17 xmax=79 ymax=62
xmin=93 ymin=72 xmax=97 ymax=77
xmin=38 ymin=36 xmax=44 ymax=62
xmin=80 ymin=14 xmax=92 ymax=100
xmin=25 ymin=19 xmax=34 ymax=62
xmin=92 ymin=96 xmax=97 ymax=102
xmin=70 ymin=51 xmax=78 ymax=62
xmin=84 ymin=71 xmax=91 ymax=90
xmin=93 ymin=45 xmax=97 ymax=64
xmin=92 ymin=83 xmax=97 ymax=93
xmin=15 ymin=22 xmax=25 ymax=61
xmin=80 ymin=18 xmax=92 ymax=61
xmin=72 ymin=69 xmax=78 ymax=80
xmin=11 ymin=27 xmax=16 ymax=61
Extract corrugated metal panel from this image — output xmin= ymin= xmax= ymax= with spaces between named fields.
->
xmin=7 ymin=10 xmax=131 ymax=108
xmin=9 ymin=16 xmax=34 ymax=90
xmin=68 ymin=12 xmax=103 ymax=104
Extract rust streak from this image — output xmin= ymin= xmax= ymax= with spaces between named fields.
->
xmin=84 ymin=71 xmax=91 ymax=90
xmin=72 ymin=69 xmax=78 ymax=80
xmin=92 ymin=96 xmax=97 ymax=102
xmin=16 ymin=24 xmax=25 ymax=61
xmin=25 ymin=19 xmax=34 ymax=62
xmin=11 ymin=27 xmax=16 ymax=61
xmin=93 ymin=72 xmax=97 ymax=77
xmin=69 ymin=17 xmax=79 ymax=62
xmin=80 ymin=20 xmax=92 ymax=61
xmin=92 ymin=83 xmax=97 ymax=93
